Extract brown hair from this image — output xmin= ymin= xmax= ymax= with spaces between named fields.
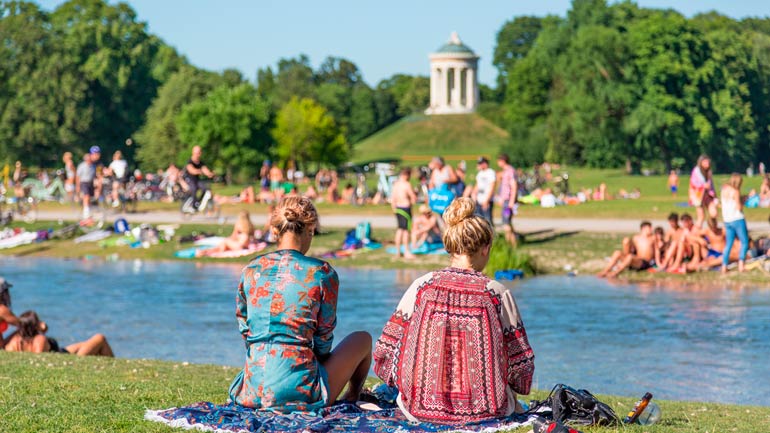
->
xmin=696 ymin=155 xmax=712 ymax=179
xmin=728 ymin=173 xmax=743 ymax=190
xmin=18 ymin=310 xmax=42 ymax=341
xmin=271 ymin=196 xmax=318 ymax=238
xmin=442 ymin=197 xmax=494 ymax=256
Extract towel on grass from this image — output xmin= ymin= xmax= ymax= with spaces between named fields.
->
xmin=386 ymin=242 xmax=447 ymax=256
xmin=145 ymin=401 xmax=534 ymax=433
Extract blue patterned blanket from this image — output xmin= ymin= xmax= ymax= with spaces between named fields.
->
xmin=145 ymin=401 xmax=534 ymax=433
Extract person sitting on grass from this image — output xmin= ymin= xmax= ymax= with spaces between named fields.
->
xmin=597 ymin=221 xmax=655 ymax=278
xmin=4 ymin=311 xmax=113 ymax=357
xmin=196 ymin=211 xmax=256 ymax=257
xmin=681 ymin=217 xmax=741 ymax=272
xmin=374 ymin=198 xmax=535 ymax=424
xmin=0 ymin=278 xmax=21 ymax=348
xmin=228 ymin=196 xmax=372 ymax=412
xmin=653 ymin=226 xmax=667 ymax=268
xmin=410 ymin=204 xmax=441 ymax=250
xmin=666 ymin=213 xmax=699 ymax=272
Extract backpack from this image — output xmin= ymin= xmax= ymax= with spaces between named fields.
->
xmin=355 ymin=221 xmax=372 ymax=243
xmin=528 ymin=384 xmax=620 ymax=427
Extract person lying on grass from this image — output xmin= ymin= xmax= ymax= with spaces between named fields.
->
xmin=4 ymin=311 xmax=113 ymax=356
xmin=374 ymin=198 xmax=535 ymax=423
xmin=196 ymin=211 xmax=257 ymax=257
xmin=597 ymin=221 xmax=655 ymax=278
xmin=228 ymin=196 xmax=371 ymax=412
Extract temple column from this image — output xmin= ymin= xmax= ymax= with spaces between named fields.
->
xmin=430 ymin=67 xmax=438 ymax=107
xmin=453 ymin=66 xmax=462 ymax=108
xmin=466 ymin=67 xmax=475 ymax=108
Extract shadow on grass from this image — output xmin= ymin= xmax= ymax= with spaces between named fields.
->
xmin=522 ymin=230 xmax=582 ymax=245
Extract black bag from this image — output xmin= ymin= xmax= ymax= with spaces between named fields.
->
xmin=528 ymin=384 xmax=621 ymax=426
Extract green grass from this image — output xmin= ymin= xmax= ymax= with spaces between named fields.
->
xmin=2 ymin=351 xmax=768 ymax=432
xmin=352 ymin=113 xmax=509 ymax=163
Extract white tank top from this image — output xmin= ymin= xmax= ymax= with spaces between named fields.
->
xmin=721 ymin=189 xmax=744 ymax=223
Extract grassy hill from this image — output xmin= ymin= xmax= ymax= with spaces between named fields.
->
xmin=352 ymin=113 xmax=509 ymax=164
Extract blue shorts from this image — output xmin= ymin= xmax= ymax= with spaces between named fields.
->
xmin=670 ymin=185 xmax=678 ymax=193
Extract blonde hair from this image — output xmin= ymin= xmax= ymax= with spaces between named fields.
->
xmin=442 ymin=197 xmax=493 ymax=256
xmin=234 ymin=210 xmax=255 ymax=237
xmin=728 ymin=173 xmax=742 ymax=190
xmin=271 ymin=196 xmax=318 ymax=238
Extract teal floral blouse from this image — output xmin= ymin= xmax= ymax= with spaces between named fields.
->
xmin=228 ymin=249 xmax=339 ymax=412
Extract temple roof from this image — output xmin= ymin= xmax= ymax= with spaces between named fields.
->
xmin=435 ymin=32 xmax=475 ymax=55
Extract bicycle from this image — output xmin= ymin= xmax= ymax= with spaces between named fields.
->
xmin=0 ymin=184 xmax=38 ymax=224
xmin=180 ymin=182 xmax=219 ymax=220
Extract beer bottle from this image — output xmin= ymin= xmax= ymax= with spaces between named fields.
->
xmin=624 ymin=392 xmax=653 ymax=424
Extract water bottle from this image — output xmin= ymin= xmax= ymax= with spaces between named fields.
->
xmin=532 ymin=416 xmax=583 ymax=433
xmin=624 ymin=392 xmax=661 ymax=425
xmin=635 ymin=401 xmax=662 ymax=425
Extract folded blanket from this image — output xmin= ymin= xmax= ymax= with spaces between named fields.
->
xmin=145 ymin=401 xmax=533 ymax=433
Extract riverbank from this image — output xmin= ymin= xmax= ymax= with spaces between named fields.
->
xmin=3 ymin=220 xmax=769 ymax=284
xmin=2 ymin=351 xmax=768 ymax=432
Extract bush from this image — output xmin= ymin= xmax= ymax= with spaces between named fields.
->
xmin=485 ymin=235 xmax=537 ymax=277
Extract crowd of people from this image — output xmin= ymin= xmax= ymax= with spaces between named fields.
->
xmin=599 ymin=155 xmax=770 ymax=277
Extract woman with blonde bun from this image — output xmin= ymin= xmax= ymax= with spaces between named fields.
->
xmin=374 ymin=197 xmax=535 ymax=423
xmin=228 ymin=196 xmax=372 ymax=412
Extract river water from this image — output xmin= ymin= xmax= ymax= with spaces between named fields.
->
xmin=3 ymin=257 xmax=768 ymax=406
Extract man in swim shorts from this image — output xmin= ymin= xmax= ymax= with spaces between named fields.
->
xmin=598 ymin=221 xmax=655 ymax=278
xmin=391 ymin=168 xmax=416 ymax=259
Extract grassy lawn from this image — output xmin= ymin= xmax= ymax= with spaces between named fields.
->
xmin=2 ymin=351 xmax=768 ymax=433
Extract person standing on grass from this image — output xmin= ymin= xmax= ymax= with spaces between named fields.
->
xmin=374 ymin=198 xmax=535 ymax=423
xmin=689 ymin=155 xmax=716 ymax=228
xmin=228 ymin=197 xmax=372 ymax=411
xmin=391 ymin=168 xmax=417 ymax=259
xmin=107 ymin=150 xmax=128 ymax=208
xmin=76 ymin=147 xmax=100 ymax=218
xmin=472 ymin=156 xmax=496 ymax=225
xmin=721 ymin=174 xmax=749 ymax=274
xmin=668 ymin=169 xmax=679 ymax=197
xmin=496 ymin=153 xmax=518 ymax=247
xmin=62 ymin=152 xmax=76 ymax=203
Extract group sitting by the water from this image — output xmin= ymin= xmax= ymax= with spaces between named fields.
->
xmin=224 ymin=195 xmax=534 ymax=422
xmin=0 ymin=278 xmax=114 ymax=356
xmin=599 ymin=171 xmax=769 ymax=277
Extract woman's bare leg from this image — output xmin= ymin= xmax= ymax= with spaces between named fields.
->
xmin=320 ymin=331 xmax=372 ymax=403
xmin=66 ymin=333 xmax=114 ymax=357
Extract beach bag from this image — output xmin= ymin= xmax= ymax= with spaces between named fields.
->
xmin=355 ymin=221 xmax=372 ymax=243
xmin=428 ymin=185 xmax=455 ymax=215
xmin=528 ymin=384 xmax=620 ymax=426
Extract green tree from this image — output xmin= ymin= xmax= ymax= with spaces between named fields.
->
xmin=134 ymin=67 xmax=223 ymax=170
xmin=493 ymin=16 xmax=544 ymax=96
xmin=175 ymin=83 xmax=271 ymax=182
xmin=272 ymin=97 xmax=347 ymax=170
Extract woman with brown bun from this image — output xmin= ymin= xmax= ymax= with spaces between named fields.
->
xmin=374 ymin=197 xmax=535 ymax=424
xmin=228 ymin=196 xmax=372 ymax=412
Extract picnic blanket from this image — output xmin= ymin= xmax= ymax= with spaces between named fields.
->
xmin=145 ymin=401 xmax=534 ymax=433
xmin=174 ymin=243 xmax=268 ymax=259
xmin=386 ymin=242 xmax=447 ymax=256
xmin=0 ymin=231 xmax=38 ymax=249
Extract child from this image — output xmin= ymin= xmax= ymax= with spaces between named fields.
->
xmin=668 ymin=170 xmax=679 ymax=197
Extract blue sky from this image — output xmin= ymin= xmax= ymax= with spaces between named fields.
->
xmin=36 ymin=0 xmax=770 ymax=87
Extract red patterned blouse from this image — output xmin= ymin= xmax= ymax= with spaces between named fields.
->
xmin=373 ymin=267 xmax=535 ymax=424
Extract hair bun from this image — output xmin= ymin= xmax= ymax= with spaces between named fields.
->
xmin=442 ymin=197 xmax=476 ymax=227
xmin=283 ymin=208 xmax=300 ymax=223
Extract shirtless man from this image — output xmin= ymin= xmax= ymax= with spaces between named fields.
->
xmin=598 ymin=221 xmax=655 ymax=278
xmin=411 ymin=204 xmax=441 ymax=249
xmin=667 ymin=213 xmax=699 ymax=271
xmin=391 ymin=168 xmax=417 ymax=259
xmin=685 ymin=218 xmax=732 ymax=271
xmin=657 ymin=213 xmax=684 ymax=268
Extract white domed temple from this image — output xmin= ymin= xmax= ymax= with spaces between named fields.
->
xmin=425 ymin=32 xmax=480 ymax=115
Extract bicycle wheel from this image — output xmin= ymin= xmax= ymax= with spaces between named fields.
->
xmin=18 ymin=198 xmax=38 ymax=223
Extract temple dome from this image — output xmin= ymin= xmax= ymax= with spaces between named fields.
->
xmin=434 ymin=32 xmax=476 ymax=56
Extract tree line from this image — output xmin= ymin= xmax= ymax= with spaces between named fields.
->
xmin=0 ymin=0 xmax=429 ymax=180
xmin=4 ymin=0 xmax=770 ymax=177
xmin=487 ymin=0 xmax=770 ymax=173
